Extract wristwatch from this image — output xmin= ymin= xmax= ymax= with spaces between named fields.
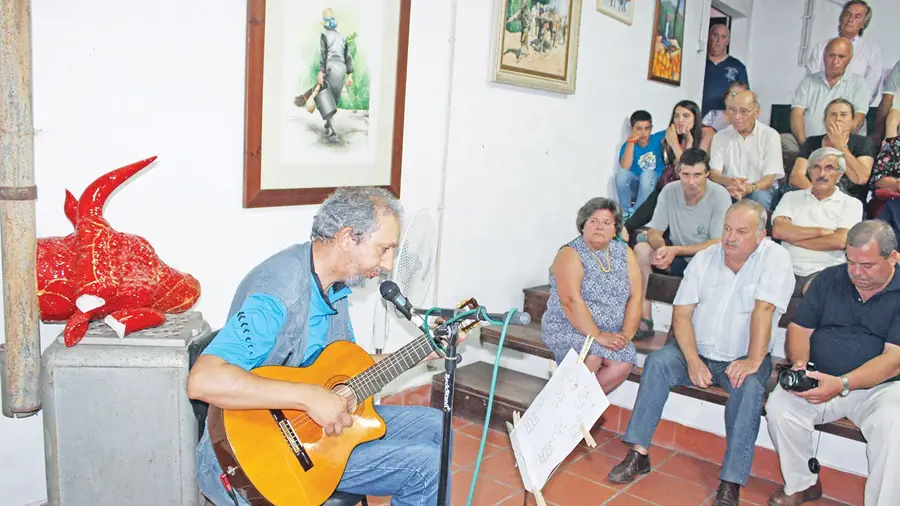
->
xmin=839 ymin=376 xmax=851 ymax=397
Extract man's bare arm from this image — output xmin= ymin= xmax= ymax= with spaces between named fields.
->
xmin=746 ymin=301 xmax=776 ymax=366
xmin=791 ymin=229 xmax=849 ymax=251
xmin=790 ymin=108 xmax=807 ymax=144
xmin=672 ymin=239 xmax=720 ymax=257
xmin=784 ymin=322 xmax=813 ymax=366
xmin=845 ymin=343 xmax=900 ymax=390
xmin=187 ymin=355 xmax=323 ymax=411
xmin=672 ymin=304 xmax=701 ymax=361
xmin=772 ymin=216 xmax=834 ymax=243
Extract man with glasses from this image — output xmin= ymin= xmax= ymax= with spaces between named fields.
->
xmin=709 ymin=90 xmax=784 ymax=212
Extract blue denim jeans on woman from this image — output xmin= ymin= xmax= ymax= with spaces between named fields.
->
xmin=622 ymin=342 xmax=771 ymax=485
xmin=615 ymin=169 xmax=659 ymax=214
xmin=197 ymin=405 xmax=449 ymax=506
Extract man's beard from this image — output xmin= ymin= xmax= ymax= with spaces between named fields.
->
xmin=343 ymin=275 xmax=368 ymax=288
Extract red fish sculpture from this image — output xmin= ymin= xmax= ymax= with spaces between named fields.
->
xmin=36 ymin=156 xmax=201 ymax=346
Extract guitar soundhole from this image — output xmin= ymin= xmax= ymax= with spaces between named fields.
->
xmin=270 ymin=409 xmax=314 ymax=471
xmin=332 ymin=383 xmax=360 ymax=413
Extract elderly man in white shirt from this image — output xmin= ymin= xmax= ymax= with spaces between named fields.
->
xmin=608 ymin=200 xmax=795 ymax=506
xmin=783 ymin=37 xmax=871 ymax=161
xmin=709 ymin=90 xmax=784 ymax=212
xmin=773 ymin=147 xmax=864 ymax=296
xmin=805 ymin=0 xmax=882 ymax=106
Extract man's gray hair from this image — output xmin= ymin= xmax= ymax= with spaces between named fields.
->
xmin=726 ymin=199 xmax=767 ymax=234
xmin=311 ymin=187 xmax=403 ymax=242
xmin=841 ymin=1 xmax=873 ymax=36
xmin=807 ymin=147 xmax=847 ymax=176
xmin=847 ymin=220 xmax=897 ymax=257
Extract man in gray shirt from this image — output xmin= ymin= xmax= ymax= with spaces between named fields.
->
xmin=634 ymin=148 xmax=732 ymax=339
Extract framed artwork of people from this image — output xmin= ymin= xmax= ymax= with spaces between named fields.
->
xmin=491 ymin=0 xmax=584 ymax=94
xmin=242 ymin=0 xmax=408 ymax=208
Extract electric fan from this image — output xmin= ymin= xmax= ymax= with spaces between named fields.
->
xmin=372 ymin=208 xmax=436 ymax=354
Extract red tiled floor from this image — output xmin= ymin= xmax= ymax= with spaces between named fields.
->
xmin=366 ymin=416 xmax=859 ymax=506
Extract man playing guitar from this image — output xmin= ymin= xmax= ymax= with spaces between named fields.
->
xmin=187 ymin=187 xmax=453 ymax=505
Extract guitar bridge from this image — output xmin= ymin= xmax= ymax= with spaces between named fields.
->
xmin=270 ymin=410 xmax=314 ymax=471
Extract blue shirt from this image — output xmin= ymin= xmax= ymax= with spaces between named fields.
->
xmin=702 ymin=56 xmax=749 ymax=115
xmin=202 ymin=273 xmax=353 ymax=370
xmin=619 ymin=130 xmax=666 ymax=177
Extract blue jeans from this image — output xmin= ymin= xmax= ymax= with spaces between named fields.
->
xmin=743 ymin=187 xmax=777 ymax=213
xmin=199 ymin=405 xmax=448 ymax=506
xmin=616 ymin=169 xmax=659 ymax=213
xmin=622 ymin=342 xmax=771 ymax=485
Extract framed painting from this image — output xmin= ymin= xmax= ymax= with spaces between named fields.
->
xmin=596 ymin=0 xmax=635 ymax=26
xmin=243 ymin=0 xmax=410 ymax=208
xmin=491 ymin=0 xmax=583 ymax=94
xmin=647 ymin=0 xmax=685 ymax=86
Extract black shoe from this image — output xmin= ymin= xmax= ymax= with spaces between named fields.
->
xmin=607 ymin=449 xmax=651 ymax=484
xmin=713 ymin=481 xmax=740 ymax=506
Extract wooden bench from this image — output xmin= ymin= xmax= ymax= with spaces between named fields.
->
xmin=435 ymin=273 xmax=864 ymax=442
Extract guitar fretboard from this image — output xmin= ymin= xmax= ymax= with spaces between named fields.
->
xmin=347 ymin=333 xmax=436 ymax=400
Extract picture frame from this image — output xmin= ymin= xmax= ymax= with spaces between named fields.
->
xmin=242 ymin=0 xmax=410 ymax=208
xmin=596 ymin=0 xmax=635 ymax=26
xmin=647 ymin=0 xmax=685 ymax=87
xmin=491 ymin=0 xmax=583 ymax=94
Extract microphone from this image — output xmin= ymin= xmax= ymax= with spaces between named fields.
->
xmin=379 ymin=280 xmax=415 ymax=322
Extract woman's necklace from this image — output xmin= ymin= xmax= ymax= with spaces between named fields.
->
xmin=588 ymin=245 xmax=612 ymax=273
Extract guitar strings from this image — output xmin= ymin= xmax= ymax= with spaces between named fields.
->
xmin=284 ymin=341 xmax=433 ymax=429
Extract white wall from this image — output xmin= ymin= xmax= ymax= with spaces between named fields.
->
xmin=0 ymin=0 xmax=875 ymax=504
xmin=749 ymin=0 xmax=900 ymax=124
xmin=0 ymin=1 xmax=455 ymax=504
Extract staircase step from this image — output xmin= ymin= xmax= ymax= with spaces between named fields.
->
xmin=522 ymin=285 xmax=549 ymax=323
xmin=479 ymin=322 xmax=671 ymax=359
xmin=430 ymin=361 xmax=546 ymax=431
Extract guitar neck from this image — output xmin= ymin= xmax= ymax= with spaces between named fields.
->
xmin=347 ymin=333 xmax=436 ymax=401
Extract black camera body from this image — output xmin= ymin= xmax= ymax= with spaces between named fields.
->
xmin=779 ymin=362 xmax=819 ymax=392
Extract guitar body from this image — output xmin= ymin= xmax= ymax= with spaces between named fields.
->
xmin=207 ymin=340 xmax=386 ymax=506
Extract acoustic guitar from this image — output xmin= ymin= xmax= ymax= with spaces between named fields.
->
xmin=207 ymin=299 xmax=479 ymax=506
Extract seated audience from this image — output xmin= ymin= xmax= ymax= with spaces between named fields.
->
xmin=608 ymin=201 xmax=795 ymax=506
xmin=702 ymin=23 xmax=749 ymax=117
xmin=540 ymin=197 xmax=641 ymax=394
xmin=877 ymin=199 xmax=900 ymax=240
xmin=703 ymin=80 xmax=749 ymax=133
xmin=782 ymin=37 xmax=871 ymax=164
xmin=709 ymin=90 xmax=784 ymax=211
xmin=804 ymin=0 xmax=882 ymax=106
xmin=870 ymin=107 xmax=900 ymax=199
xmin=788 ymin=98 xmax=875 ymax=207
xmin=633 ymin=148 xmax=731 ymax=338
xmin=616 ymin=110 xmax=666 ymax=217
xmin=624 ymin=100 xmax=713 ymax=240
xmin=766 ymin=220 xmax=900 ymax=506
xmin=874 ymin=60 xmax=899 ymax=144
xmin=773 ymin=147 xmax=864 ymax=295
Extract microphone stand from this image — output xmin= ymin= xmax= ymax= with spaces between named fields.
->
xmin=436 ymin=318 xmax=461 ymax=506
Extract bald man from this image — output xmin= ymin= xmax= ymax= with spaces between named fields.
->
xmin=702 ymin=23 xmax=749 ymax=117
xmin=782 ymin=37 xmax=872 ymax=163
xmin=709 ymin=90 xmax=784 ymax=211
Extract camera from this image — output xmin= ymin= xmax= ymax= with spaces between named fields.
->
xmin=778 ymin=362 xmax=819 ymax=392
